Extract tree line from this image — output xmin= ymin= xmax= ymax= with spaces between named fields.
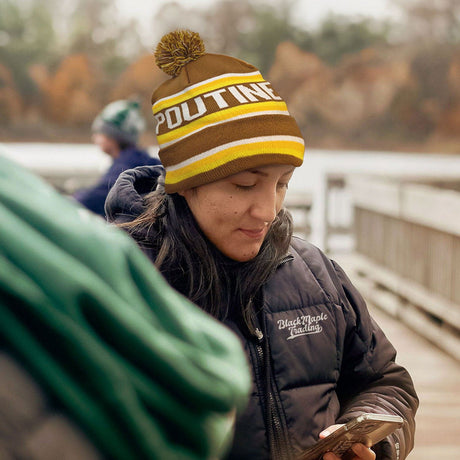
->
xmin=0 ymin=0 xmax=459 ymax=151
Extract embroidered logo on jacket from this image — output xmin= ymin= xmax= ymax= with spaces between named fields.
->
xmin=277 ymin=313 xmax=328 ymax=340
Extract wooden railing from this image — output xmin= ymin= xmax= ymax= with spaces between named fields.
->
xmin=344 ymin=175 xmax=460 ymax=360
xmin=285 ymin=173 xmax=352 ymax=251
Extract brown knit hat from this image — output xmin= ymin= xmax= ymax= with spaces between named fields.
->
xmin=152 ymin=30 xmax=305 ymax=194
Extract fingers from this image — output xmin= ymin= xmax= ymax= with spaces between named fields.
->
xmin=350 ymin=443 xmax=376 ymax=459
xmin=322 ymin=444 xmax=376 ymax=460
xmin=323 ymin=452 xmax=341 ymax=460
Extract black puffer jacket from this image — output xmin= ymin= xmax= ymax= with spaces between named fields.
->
xmin=106 ymin=166 xmax=418 ymax=460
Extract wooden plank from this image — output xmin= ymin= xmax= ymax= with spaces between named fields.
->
xmin=349 ymin=176 xmax=460 ymax=237
xmin=370 ymin=211 xmax=386 ymax=265
xmin=354 ymin=208 xmax=366 ymax=256
xmin=399 ymin=306 xmax=460 ymax=360
xmin=334 ymin=253 xmax=460 ymax=361
xmin=452 ymin=238 xmax=460 ymax=305
xmin=402 ymin=184 xmax=460 ymax=237
xmin=383 ymin=214 xmax=401 ymax=274
xmin=398 ymin=220 xmax=429 ymax=289
xmin=353 ymin=207 xmax=459 ymax=304
xmin=427 ymin=229 xmax=454 ymax=300
xmin=399 ymin=220 xmax=413 ymax=281
xmin=349 ymin=176 xmax=402 ymax=217
xmin=365 ymin=304 xmax=460 ymax=460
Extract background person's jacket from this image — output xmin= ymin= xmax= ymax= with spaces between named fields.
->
xmin=74 ymin=147 xmax=161 ymax=217
xmin=106 ymin=165 xmax=419 ymax=460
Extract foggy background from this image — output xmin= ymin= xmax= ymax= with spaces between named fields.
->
xmin=1 ymin=0 xmax=459 ymax=152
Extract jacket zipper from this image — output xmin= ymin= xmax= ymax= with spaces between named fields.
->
xmin=254 ymin=327 xmax=292 ymax=460
xmin=278 ymin=254 xmax=294 ymax=268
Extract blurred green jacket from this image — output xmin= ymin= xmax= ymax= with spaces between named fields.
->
xmin=0 ymin=153 xmax=250 ymax=459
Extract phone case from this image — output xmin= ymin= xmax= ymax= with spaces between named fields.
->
xmin=297 ymin=413 xmax=404 ymax=460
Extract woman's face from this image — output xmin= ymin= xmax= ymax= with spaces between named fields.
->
xmin=179 ymin=164 xmax=295 ymax=262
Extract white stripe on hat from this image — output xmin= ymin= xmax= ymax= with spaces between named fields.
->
xmin=166 ymin=135 xmax=305 ymax=172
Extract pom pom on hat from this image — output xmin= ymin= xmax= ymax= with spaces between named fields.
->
xmin=154 ymin=30 xmax=206 ymax=77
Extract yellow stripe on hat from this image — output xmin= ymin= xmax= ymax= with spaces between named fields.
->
xmin=165 ymin=136 xmax=305 ymax=185
xmin=157 ymin=100 xmax=289 ymax=146
xmin=153 ymin=71 xmax=265 ymax=113
xmin=159 ymin=109 xmax=292 ymax=149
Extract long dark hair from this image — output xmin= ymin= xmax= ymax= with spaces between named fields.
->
xmin=121 ymin=177 xmax=293 ymax=333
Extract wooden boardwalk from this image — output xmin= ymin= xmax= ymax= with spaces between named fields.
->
xmin=333 ymin=252 xmax=460 ymax=459
xmin=367 ymin=305 xmax=460 ymax=459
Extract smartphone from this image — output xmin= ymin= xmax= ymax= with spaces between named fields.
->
xmin=297 ymin=413 xmax=404 ymax=460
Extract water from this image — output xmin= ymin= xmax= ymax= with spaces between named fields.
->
xmin=0 ymin=142 xmax=111 ymax=175
xmin=2 ymin=142 xmax=460 ymax=249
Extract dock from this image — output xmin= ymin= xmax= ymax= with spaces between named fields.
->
xmin=334 ymin=252 xmax=460 ymax=460
xmin=358 ymin=298 xmax=460 ymax=460
xmin=330 ymin=172 xmax=460 ymax=459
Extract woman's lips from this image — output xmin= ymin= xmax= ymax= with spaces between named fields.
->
xmin=239 ymin=228 xmax=266 ymax=239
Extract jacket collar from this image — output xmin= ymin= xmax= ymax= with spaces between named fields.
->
xmin=105 ymin=165 xmax=164 ymax=224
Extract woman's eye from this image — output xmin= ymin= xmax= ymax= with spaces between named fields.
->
xmin=277 ymin=183 xmax=289 ymax=190
xmin=235 ymin=184 xmax=255 ymax=190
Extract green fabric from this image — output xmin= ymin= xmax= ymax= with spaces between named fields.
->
xmin=0 ymin=153 xmax=250 ymax=459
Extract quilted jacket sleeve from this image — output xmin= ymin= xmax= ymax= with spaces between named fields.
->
xmin=331 ymin=260 xmax=419 ymax=460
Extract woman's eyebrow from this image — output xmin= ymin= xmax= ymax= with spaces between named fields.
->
xmin=248 ymin=167 xmax=295 ymax=177
xmin=249 ymin=170 xmax=268 ymax=177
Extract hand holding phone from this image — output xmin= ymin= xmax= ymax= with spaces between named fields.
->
xmin=297 ymin=413 xmax=403 ymax=460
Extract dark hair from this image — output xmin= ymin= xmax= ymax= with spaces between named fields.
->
xmin=121 ymin=180 xmax=293 ymax=333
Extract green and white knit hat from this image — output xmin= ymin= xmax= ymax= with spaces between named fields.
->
xmin=92 ymin=99 xmax=146 ymax=146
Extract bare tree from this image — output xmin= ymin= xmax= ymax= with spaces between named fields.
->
xmin=392 ymin=0 xmax=460 ymax=44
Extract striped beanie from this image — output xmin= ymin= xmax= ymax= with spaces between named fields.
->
xmin=152 ymin=30 xmax=305 ymax=194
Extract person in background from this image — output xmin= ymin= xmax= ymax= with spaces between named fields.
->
xmin=0 ymin=152 xmax=250 ymax=460
xmin=74 ymin=99 xmax=161 ymax=218
xmin=106 ymin=30 xmax=418 ymax=460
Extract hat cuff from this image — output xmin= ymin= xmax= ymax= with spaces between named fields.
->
xmin=164 ymin=149 xmax=304 ymax=193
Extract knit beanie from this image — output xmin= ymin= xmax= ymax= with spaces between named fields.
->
xmin=152 ymin=30 xmax=305 ymax=193
xmin=92 ymin=99 xmax=146 ymax=146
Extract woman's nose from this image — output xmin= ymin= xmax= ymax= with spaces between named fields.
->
xmin=250 ymin=189 xmax=277 ymax=223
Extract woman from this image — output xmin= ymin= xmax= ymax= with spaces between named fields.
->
xmin=106 ymin=30 xmax=418 ymax=460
